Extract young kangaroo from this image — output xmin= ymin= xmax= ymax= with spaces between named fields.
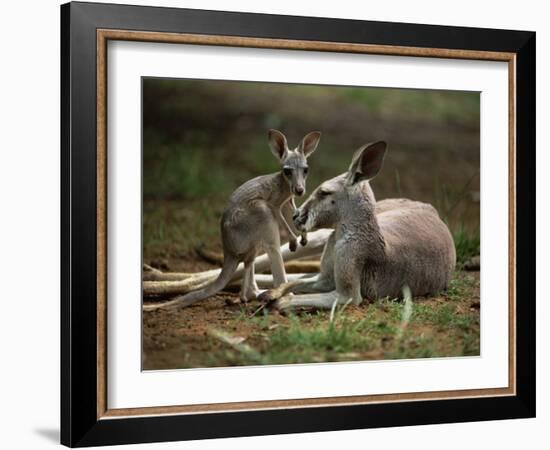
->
xmin=260 ymin=141 xmax=456 ymax=311
xmin=154 ymin=129 xmax=321 ymax=311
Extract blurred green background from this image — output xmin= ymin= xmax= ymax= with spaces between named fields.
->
xmin=143 ymin=78 xmax=480 ymax=269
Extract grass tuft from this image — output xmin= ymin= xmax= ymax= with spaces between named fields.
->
xmin=452 ymin=224 xmax=480 ymax=267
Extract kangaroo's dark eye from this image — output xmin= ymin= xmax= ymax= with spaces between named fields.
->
xmin=303 ymin=167 xmax=309 ymax=176
xmin=319 ymin=190 xmax=330 ymax=197
xmin=283 ymin=168 xmax=293 ymax=177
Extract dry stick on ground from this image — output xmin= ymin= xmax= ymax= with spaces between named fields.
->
xmin=206 ymin=329 xmax=263 ymax=364
xmin=142 ymin=228 xmax=332 ymax=299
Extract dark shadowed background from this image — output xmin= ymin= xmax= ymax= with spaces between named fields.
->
xmin=143 ymin=78 xmax=480 ymax=269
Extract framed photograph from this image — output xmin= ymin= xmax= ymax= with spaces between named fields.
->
xmin=61 ymin=1 xmax=535 ymax=447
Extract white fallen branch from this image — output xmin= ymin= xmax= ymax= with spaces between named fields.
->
xmin=143 ymin=228 xmax=332 ymax=297
xmin=195 ymin=246 xmax=321 ymax=273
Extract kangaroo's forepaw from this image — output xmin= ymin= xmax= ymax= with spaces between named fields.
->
xmin=289 ymin=238 xmax=298 ymax=252
xmin=300 ymin=234 xmax=308 ymax=246
xmin=257 ymin=290 xmax=275 ymax=303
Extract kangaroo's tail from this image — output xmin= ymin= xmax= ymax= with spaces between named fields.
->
xmin=143 ymin=256 xmax=240 ymax=312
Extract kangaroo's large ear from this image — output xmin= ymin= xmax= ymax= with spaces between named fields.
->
xmin=298 ymin=131 xmax=321 ymax=158
xmin=346 ymin=141 xmax=387 ymax=185
xmin=268 ymin=129 xmax=288 ymax=161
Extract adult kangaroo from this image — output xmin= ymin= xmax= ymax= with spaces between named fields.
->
xmin=260 ymin=141 xmax=456 ymax=311
xmin=145 ymin=129 xmax=321 ymax=311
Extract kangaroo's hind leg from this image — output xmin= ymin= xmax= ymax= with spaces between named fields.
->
xmin=241 ymin=257 xmax=260 ymax=301
xmin=266 ymin=244 xmax=287 ymax=287
xmin=275 ymin=272 xmax=362 ymax=312
xmin=264 ymin=227 xmax=288 ymax=288
xmin=260 ymin=208 xmax=288 ymax=288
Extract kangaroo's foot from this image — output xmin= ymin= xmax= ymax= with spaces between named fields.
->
xmin=288 ymin=237 xmax=298 ymax=252
xmin=273 ymin=294 xmax=295 ymax=312
xmin=257 ymin=289 xmax=278 ymax=304
xmin=258 ymin=275 xmax=322 ymax=304
xmin=258 ymin=281 xmax=295 ymax=303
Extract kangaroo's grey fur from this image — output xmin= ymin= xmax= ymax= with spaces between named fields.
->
xmin=149 ymin=129 xmax=321 ymax=311
xmin=260 ymin=141 xmax=456 ymax=311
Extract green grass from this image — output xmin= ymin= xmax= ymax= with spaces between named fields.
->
xmin=225 ymin=309 xmax=391 ymax=365
xmin=143 ymin=134 xmax=238 ymax=198
xmin=452 ymin=224 xmax=480 ymax=267
xmin=206 ymin=292 xmax=480 ymax=367
xmin=413 ymin=302 xmax=478 ymax=331
xmin=266 ymin=316 xmax=376 ymax=363
xmin=446 ymin=275 xmax=478 ymax=302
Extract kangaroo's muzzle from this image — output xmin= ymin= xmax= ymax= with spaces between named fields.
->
xmin=293 ymin=186 xmax=305 ymax=196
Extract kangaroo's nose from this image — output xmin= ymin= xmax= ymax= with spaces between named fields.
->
xmin=295 ymin=186 xmax=304 ymax=196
